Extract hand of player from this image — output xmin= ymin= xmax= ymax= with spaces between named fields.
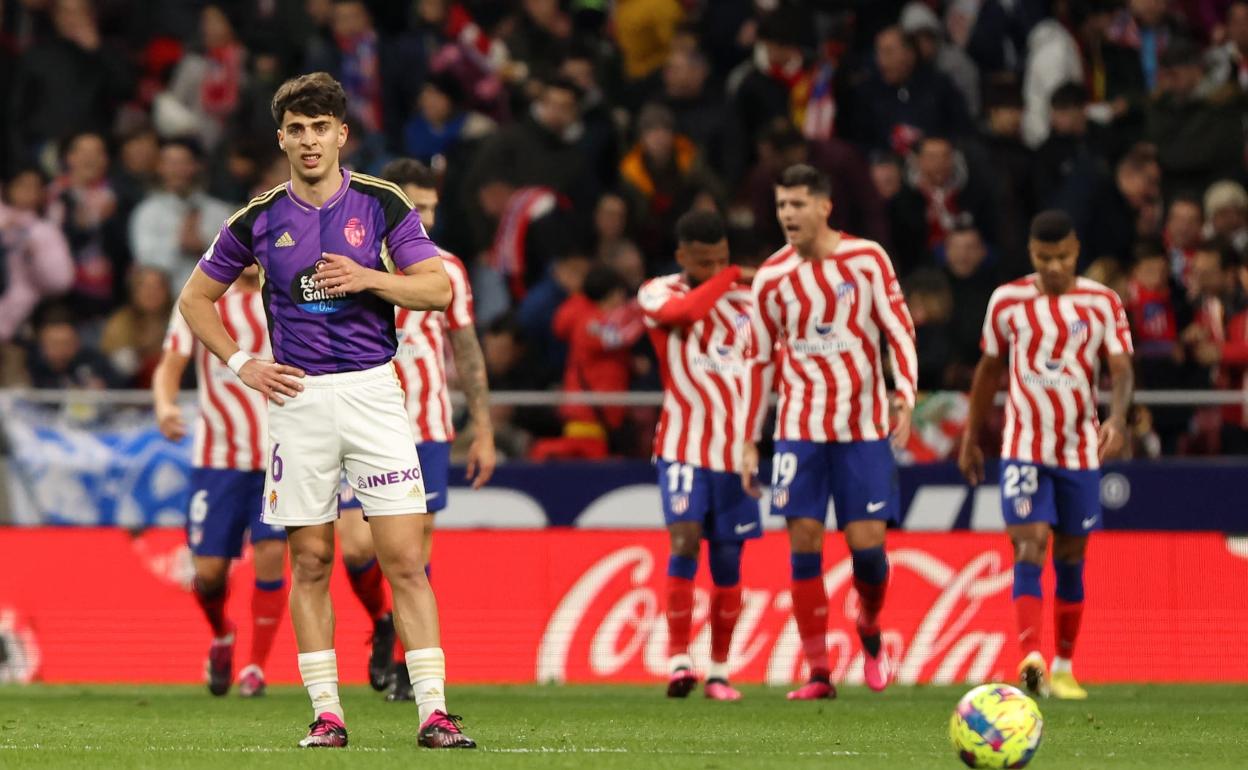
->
xmin=958 ymin=436 xmax=985 ymax=487
xmin=155 ymin=402 xmax=187 ymax=441
xmin=314 ymin=252 xmax=375 ymax=295
xmin=465 ymin=430 xmax=497 ymax=489
xmin=737 ymin=265 xmax=757 ymax=283
xmin=890 ymin=397 xmax=912 ymax=450
xmin=739 ymin=441 xmax=761 ymax=499
xmin=238 ymin=358 xmax=305 ymax=405
xmin=1097 ymin=416 xmax=1126 ymax=463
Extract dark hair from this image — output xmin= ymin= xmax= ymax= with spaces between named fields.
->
xmin=160 ymin=136 xmax=205 ymax=160
xmin=424 ymin=69 xmax=465 ymax=106
xmin=1030 ymin=209 xmax=1075 ymax=242
xmin=59 ymin=131 xmax=107 ymax=161
xmin=381 ymin=158 xmax=437 ymax=190
xmin=1168 ymin=193 xmax=1203 ymax=215
xmin=1050 ymin=82 xmax=1087 ymax=109
xmin=1117 ymin=143 xmax=1158 ymax=174
xmin=542 ymin=75 xmax=584 ymax=101
xmin=1133 ymin=238 xmax=1167 ymax=262
xmin=676 ymin=209 xmax=725 ymax=246
xmin=1194 ymin=239 xmax=1238 ymax=268
xmin=583 ymin=264 xmax=625 ymax=303
xmin=947 ymin=222 xmax=983 ymax=241
xmin=271 ymin=72 xmax=348 ymax=125
xmin=761 ymin=117 xmax=804 ymax=152
xmin=777 ymin=164 xmax=832 ymax=198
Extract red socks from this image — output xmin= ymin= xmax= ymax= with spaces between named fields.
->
xmin=1015 ymin=595 xmax=1043 ymax=657
xmin=346 ymin=559 xmax=390 ymax=620
xmin=249 ymin=581 xmax=286 ymax=668
xmin=665 ymin=575 xmax=695 ymax=657
xmin=1055 ymin=599 xmax=1084 ymax=659
xmin=193 ymin=578 xmax=231 ymax=638
xmin=710 ymin=586 xmax=743 ymax=664
xmin=791 ymin=577 xmax=830 ymax=676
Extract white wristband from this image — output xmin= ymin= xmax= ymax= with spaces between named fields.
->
xmin=227 ymin=351 xmax=252 ymax=375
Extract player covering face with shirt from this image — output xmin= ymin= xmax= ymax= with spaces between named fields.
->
xmin=176 ymin=72 xmax=474 ymax=749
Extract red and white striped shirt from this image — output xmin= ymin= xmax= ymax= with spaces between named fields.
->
xmin=744 ymin=236 xmax=918 ymax=443
xmin=392 ymin=252 xmax=474 ymax=443
xmin=982 ymin=275 xmax=1133 ymax=470
xmin=163 ymin=288 xmax=269 ymax=470
xmin=639 ymin=267 xmax=754 ymax=472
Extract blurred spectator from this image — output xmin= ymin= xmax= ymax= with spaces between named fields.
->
xmin=1032 ymin=83 xmax=1119 ymax=215
xmin=8 ymin=0 xmax=134 ymax=170
xmin=1214 ymin=255 xmax=1248 ymax=452
xmin=1204 ymin=0 xmax=1248 ymax=92
xmin=546 ymin=264 xmax=645 ymax=458
xmin=478 ymin=314 xmax=550 ymax=458
xmin=27 ymin=305 xmax=119 ymax=389
xmin=558 ymin=47 xmax=622 ymax=193
xmin=0 ymin=198 xmax=74 ymax=353
xmin=906 ymin=135 xmax=996 ymax=259
xmin=401 ymin=69 xmax=496 ymax=165
xmin=904 ymin=267 xmax=954 ymax=390
xmin=1146 ymin=38 xmax=1247 ymax=197
xmin=941 ymin=225 xmax=997 ymax=389
xmin=847 ymin=25 xmax=973 ymax=154
xmin=1164 ymin=194 xmax=1205 ymax=282
xmin=1127 ymin=238 xmax=1184 ymax=361
xmin=505 ymin=0 xmax=573 ymax=85
xmin=978 ymin=81 xmax=1034 ymax=277
xmin=1106 ymin=0 xmax=1177 ymax=94
xmin=45 ymin=131 xmax=127 ymax=317
xmin=591 ymin=192 xmax=640 ymax=265
xmin=1181 ymin=241 xmax=1233 ymax=363
xmin=1065 ymin=143 xmax=1161 ymax=267
xmin=4 ymin=168 xmax=48 ymax=215
xmin=110 ymin=127 xmax=161 ymax=216
xmin=870 ymin=150 xmax=928 ymax=275
xmin=152 ymin=4 xmax=247 ymax=151
xmin=478 ymin=175 xmax=573 ymax=304
xmin=619 ymin=103 xmax=722 ymax=269
xmin=1022 ymin=5 xmax=1084 ymax=148
xmin=900 ymin=1 xmax=980 ymax=119
xmin=516 ymin=250 xmax=592 ymax=383
xmin=746 ymin=118 xmax=888 ymax=254
xmin=98 ymin=265 xmax=172 ymax=387
xmin=659 ymin=46 xmax=727 ymax=172
xmin=128 ymin=139 xmax=233 ymax=292
xmin=612 ymin=0 xmax=684 ymax=85
xmin=1203 ymin=180 xmax=1248 ymax=257
xmin=954 ymin=0 xmax=1039 ymax=78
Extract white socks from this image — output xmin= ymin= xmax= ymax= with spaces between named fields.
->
xmin=708 ymin=660 xmax=730 ymax=682
xmin=668 ymin=653 xmax=694 ymax=675
xmin=406 ymin=648 xmax=448 ymax=723
xmin=298 ymin=650 xmax=344 ymax=721
xmin=1051 ymin=656 xmax=1073 ymax=675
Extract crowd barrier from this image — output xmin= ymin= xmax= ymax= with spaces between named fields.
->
xmin=2 ymin=529 xmax=1245 ymax=685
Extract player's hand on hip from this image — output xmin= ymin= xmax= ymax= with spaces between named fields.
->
xmin=740 ymin=441 xmax=761 ymax=498
xmin=155 ymin=402 xmax=187 ymax=442
xmin=889 ymin=397 xmax=912 ymax=449
xmin=957 ymin=437 xmax=985 ymax=486
xmin=465 ymin=430 xmax=497 ymax=489
xmin=315 ymin=252 xmax=375 ymax=295
xmin=1097 ymin=416 xmax=1126 ymax=462
xmin=239 ymin=358 xmax=305 ymax=405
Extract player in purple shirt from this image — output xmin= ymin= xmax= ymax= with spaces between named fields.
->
xmin=177 ymin=72 xmax=474 ymax=750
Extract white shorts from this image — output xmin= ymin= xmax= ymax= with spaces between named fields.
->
xmin=262 ymin=363 xmax=427 ymax=526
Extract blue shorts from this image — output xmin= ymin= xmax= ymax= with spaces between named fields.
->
xmin=769 ymin=439 xmax=900 ymax=528
xmin=187 ymin=468 xmax=285 ymax=558
xmin=339 ymin=441 xmax=451 ymax=513
xmin=657 ymin=459 xmax=762 ymax=541
xmin=1000 ymin=460 xmax=1102 ymax=535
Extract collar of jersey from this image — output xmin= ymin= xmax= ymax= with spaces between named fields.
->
xmin=286 ymin=168 xmax=351 ymax=213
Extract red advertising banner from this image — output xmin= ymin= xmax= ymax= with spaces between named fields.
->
xmin=2 ymin=529 xmax=1246 ymax=684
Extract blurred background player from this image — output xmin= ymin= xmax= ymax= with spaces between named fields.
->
xmin=151 ymin=264 xmax=287 ymax=698
xmin=959 ymin=210 xmax=1134 ymax=700
xmin=178 ymin=73 xmax=474 ymax=749
xmin=337 ymin=157 xmax=496 ymax=702
xmin=637 ymin=210 xmax=761 ymax=702
xmin=740 ymin=164 xmax=918 ymax=700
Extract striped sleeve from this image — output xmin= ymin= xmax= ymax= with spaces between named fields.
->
xmin=1103 ymin=289 xmax=1133 ymax=355
xmin=162 ymin=308 xmax=196 ymax=356
xmin=981 ymin=288 xmax=1009 ymax=357
xmin=869 ymin=248 xmax=918 ymax=407
xmin=443 ymin=255 xmax=475 ymax=330
xmin=742 ymin=275 xmax=781 ymax=442
xmin=637 ymin=277 xmax=676 ymax=328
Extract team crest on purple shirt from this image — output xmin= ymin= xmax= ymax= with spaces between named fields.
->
xmin=344 ymin=217 xmax=366 ymax=248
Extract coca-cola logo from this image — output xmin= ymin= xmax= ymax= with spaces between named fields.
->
xmin=537 ymin=546 xmax=1013 ymax=685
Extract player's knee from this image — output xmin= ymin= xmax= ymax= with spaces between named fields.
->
xmin=380 ymin=558 xmax=429 ymax=594
xmin=1012 ymin=537 xmax=1047 ymax=564
xmin=339 ymin=541 xmax=374 ymax=570
xmin=786 ymin=520 xmax=823 ymax=553
xmin=193 ymin=558 xmax=229 ymax=591
xmin=669 ymin=533 xmax=699 ymax=560
xmin=290 ymin=547 xmax=333 ymax=585
xmin=708 ymin=541 xmax=742 ymax=587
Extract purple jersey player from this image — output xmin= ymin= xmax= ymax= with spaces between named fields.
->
xmin=176 ymin=72 xmax=474 ymax=750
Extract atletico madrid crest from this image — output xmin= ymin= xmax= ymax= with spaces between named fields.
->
xmin=1014 ymin=496 xmax=1032 ymax=518
xmin=671 ymin=494 xmax=690 ymax=515
xmin=773 ymin=487 xmax=790 ymax=509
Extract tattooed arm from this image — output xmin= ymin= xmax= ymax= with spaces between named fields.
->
xmin=449 ymin=325 xmax=496 ymax=487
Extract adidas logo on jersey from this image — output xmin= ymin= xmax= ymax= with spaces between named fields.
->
xmin=275 ymin=231 xmax=296 ymax=248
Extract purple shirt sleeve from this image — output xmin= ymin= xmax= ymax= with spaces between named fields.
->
xmin=197 ymin=224 xmax=252 ymax=284
xmin=386 ymin=209 xmax=440 ymax=271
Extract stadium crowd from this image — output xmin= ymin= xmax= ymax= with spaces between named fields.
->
xmin=1 ymin=0 xmax=1247 ymax=457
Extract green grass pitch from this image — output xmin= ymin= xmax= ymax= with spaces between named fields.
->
xmin=3 ymin=684 xmax=1246 ymax=768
